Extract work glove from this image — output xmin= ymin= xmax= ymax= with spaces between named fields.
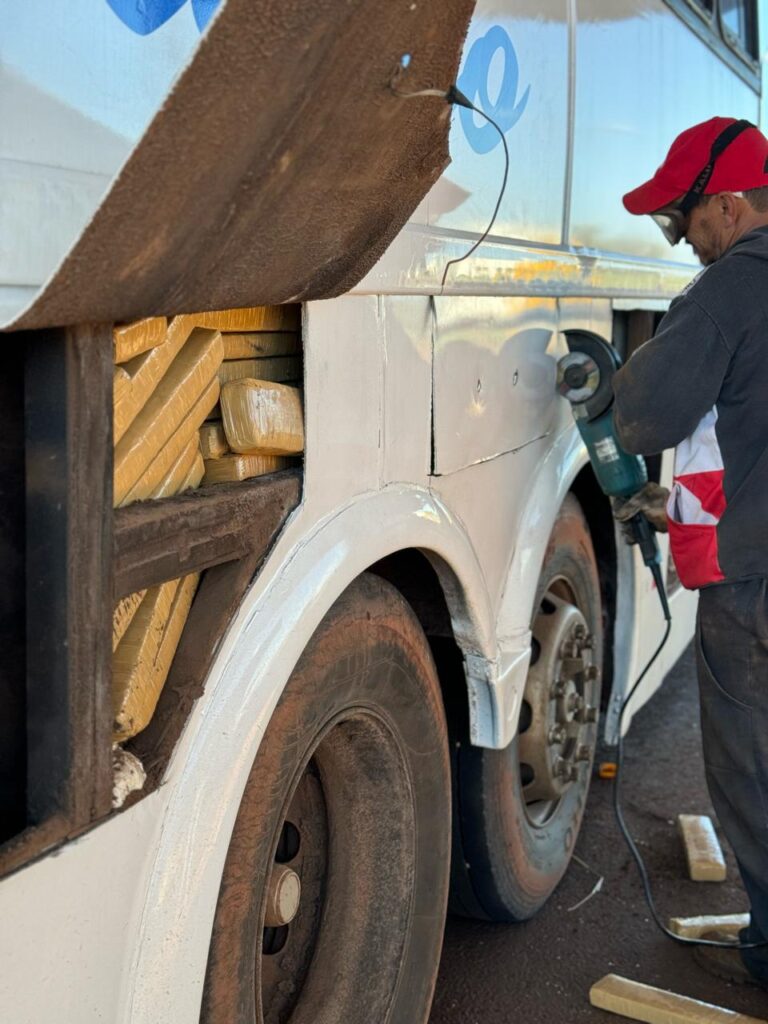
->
xmin=612 ymin=482 xmax=669 ymax=546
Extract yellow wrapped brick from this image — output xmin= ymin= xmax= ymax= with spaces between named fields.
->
xmin=181 ymin=452 xmax=205 ymax=491
xmin=150 ymin=436 xmax=200 ymax=500
xmin=203 ymin=453 xmax=290 ymax=485
xmin=114 ymin=315 xmax=197 ymax=443
xmin=222 ymin=332 xmax=300 ymax=360
xmin=120 ymin=378 xmax=219 ymax=506
xmin=114 ymin=330 xmax=223 ymax=503
xmin=218 ymin=356 xmax=301 ymax=387
xmin=193 ymin=305 xmax=299 ymax=333
xmin=114 ymin=366 xmax=131 ymax=403
xmin=112 ymin=591 xmax=146 ymax=652
xmin=221 ymin=379 xmax=304 ymax=455
xmin=112 ymin=574 xmax=199 ymax=741
xmin=114 ymin=317 xmax=168 ymax=364
xmin=199 ymin=420 xmax=229 ymax=460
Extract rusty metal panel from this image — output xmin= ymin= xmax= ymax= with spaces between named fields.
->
xmin=3 ymin=0 xmax=475 ymax=331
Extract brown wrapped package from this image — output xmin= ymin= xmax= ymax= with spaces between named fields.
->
xmin=150 ymin=436 xmax=200 ymax=500
xmin=119 ymin=378 xmax=219 ymax=506
xmin=218 ymin=356 xmax=301 ymax=387
xmin=114 ymin=315 xmax=198 ymax=443
xmin=199 ymin=420 xmax=229 ymax=460
xmin=203 ymin=453 xmax=290 ymax=485
xmin=193 ymin=305 xmax=299 ymax=333
xmin=114 ymin=330 xmax=223 ymax=503
xmin=221 ymin=379 xmax=304 ymax=455
xmin=112 ymin=573 xmax=199 ymax=741
xmin=112 ymin=591 xmax=146 ymax=652
xmin=114 ymin=317 xmax=168 ymax=364
xmin=222 ymin=332 xmax=300 ymax=360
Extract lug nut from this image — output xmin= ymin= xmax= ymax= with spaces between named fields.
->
xmin=567 ymin=692 xmax=585 ymax=713
xmin=264 ymin=864 xmax=302 ymax=928
xmin=554 ymin=758 xmax=578 ymax=782
xmin=551 ymin=679 xmax=568 ymax=698
xmin=584 ymin=706 xmax=599 ymax=724
xmin=575 ymin=744 xmax=592 ymax=762
xmin=548 ymin=725 xmax=566 ymax=746
xmin=574 ymin=624 xmax=587 ymax=640
xmin=585 ymin=665 xmax=601 ymax=682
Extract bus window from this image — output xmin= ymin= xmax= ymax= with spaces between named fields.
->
xmin=719 ymin=0 xmax=758 ymax=58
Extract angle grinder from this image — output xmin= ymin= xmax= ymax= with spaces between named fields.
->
xmin=556 ymin=329 xmax=664 ymax=592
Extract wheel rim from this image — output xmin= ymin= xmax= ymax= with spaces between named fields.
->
xmin=518 ymin=578 xmax=600 ymax=827
xmin=257 ymin=710 xmax=416 ymax=1024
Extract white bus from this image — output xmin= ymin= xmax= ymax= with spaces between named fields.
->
xmin=0 ymin=1 xmax=762 ymax=1021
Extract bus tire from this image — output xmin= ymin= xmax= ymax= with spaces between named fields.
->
xmin=201 ymin=572 xmax=451 ymax=1024
xmin=451 ymin=493 xmax=603 ymax=921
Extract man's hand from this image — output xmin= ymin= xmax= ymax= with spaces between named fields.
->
xmin=612 ymin=482 xmax=669 ymax=545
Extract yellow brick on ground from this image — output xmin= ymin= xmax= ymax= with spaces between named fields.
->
xmin=199 ymin=420 xmax=229 ymax=460
xmin=589 ymin=973 xmax=766 ymax=1024
xmin=193 ymin=305 xmax=300 ymax=333
xmin=114 ymin=317 xmax=168 ymax=363
xmin=119 ymin=378 xmax=219 ymax=506
xmin=669 ymin=913 xmax=749 ymax=939
xmin=113 ymin=315 xmax=197 ymax=444
xmin=181 ymin=452 xmax=205 ymax=491
xmin=678 ymin=814 xmax=727 ymax=881
xmin=218 ymin=356 xmax=301 ymax=387
xmin=112 ymin=591 xmax=146 ymax=652
xmin=150 ymin=436 xmax=200 ymax=500
xmin=221 ymin=332 xmax=300 ymax=360
xmin=221 ymin=379 xmax=304 ymax=455
xmin=112 ymin=574 xmax=199 ymax=741
xmin=203 ymin=453 xmax=289 ymax=485
xmin=114 ymin=330 xmax=223 ymax=503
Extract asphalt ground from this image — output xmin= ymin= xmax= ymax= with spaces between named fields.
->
xmin=429 ymin=644 xmax=768 ymax=1023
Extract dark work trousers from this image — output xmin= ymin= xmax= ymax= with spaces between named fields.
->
xmin=697 ymin=577 xmax=768 ymax=981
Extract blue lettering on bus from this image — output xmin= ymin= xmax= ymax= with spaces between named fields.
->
xmin=457 ymin=26 xmax=530 ymax=155
xmin=106 ymin=0 xmax=222 ymax=35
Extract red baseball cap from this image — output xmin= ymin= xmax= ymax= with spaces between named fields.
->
xmin=623 ymin=116 xmax=768 ymax=215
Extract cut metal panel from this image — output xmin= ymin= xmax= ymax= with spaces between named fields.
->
xmin=2 ymin=0 xmax=475 ymax=330
xmin=432 ymin=296 xmax=559 ymax=476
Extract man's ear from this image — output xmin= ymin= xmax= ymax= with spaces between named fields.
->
xmin=718 ymin=191 xmax=741 ymax=224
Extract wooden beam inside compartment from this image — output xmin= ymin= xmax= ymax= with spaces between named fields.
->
xmin=24 ymin=324 xmax=113 ymax=827
xmin=114 ymin=469 xmax=301 ymax=599
xmin=130 ymin=473 xmax=302 ymax=789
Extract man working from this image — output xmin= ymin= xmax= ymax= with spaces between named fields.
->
xmin=612 ymin=116 xmax=768 ymax=988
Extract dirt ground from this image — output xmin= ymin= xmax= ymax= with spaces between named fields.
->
xmin=429 ymin=644 xmax=768 ymax=1023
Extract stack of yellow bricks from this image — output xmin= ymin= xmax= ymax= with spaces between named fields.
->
xmin=111 ymin=306 xmax=303 ymax=748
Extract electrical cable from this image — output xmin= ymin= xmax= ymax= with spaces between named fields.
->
xmin=613 ymin=557 xmax=768 ymax=949
xmin=390 ymin=78 xmax=510 ymax=292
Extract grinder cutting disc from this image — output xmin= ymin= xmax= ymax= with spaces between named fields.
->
xmin=561 ymin=329 xmax=622 ymax=422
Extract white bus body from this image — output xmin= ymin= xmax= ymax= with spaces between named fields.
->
xmin=0 ymin=1 xmax=762 ymax=1020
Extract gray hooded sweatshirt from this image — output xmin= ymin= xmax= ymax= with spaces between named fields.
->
xmin=613 ymin=226 xmax=768 ymax=589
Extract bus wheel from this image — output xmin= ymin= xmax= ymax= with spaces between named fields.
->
xmin=451 ymin=493 xmax=603 ymax=921
xmin=201 ymin=573 xmax=451 ymax=1024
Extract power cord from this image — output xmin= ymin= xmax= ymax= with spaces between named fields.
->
xmin=614 ymin=559 xmax=767 ymax=949
xmin=390 ymin=75 xmax=510 ymax=291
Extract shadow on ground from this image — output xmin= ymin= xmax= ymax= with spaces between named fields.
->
xmin=429 ymin=645 xmax=768 ymax=1023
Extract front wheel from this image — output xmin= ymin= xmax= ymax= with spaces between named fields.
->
xmin=450 ymin=493 xmax=603 ymax=921
xmin=201 ymin=573 xmax=451 ymax=1024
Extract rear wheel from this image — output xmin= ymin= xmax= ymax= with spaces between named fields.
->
xmin=201 ymin=573 xmax=451 ymax=1024
xmin=450 ymin=494 xmax=603 ymax=921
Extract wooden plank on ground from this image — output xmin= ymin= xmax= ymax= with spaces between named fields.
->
xmin=590 ymin=974 xmax=767 ymax=1023
xmin=114 ymin=469 xmax=302 ymax=599
xmin=678 ymin=814 xmax=727 ymax=881
xmin=669 ymin=913 xmax=749 ymax=939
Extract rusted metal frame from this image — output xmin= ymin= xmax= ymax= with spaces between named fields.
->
xmin=114 ymin=469 xmax=302 ymax=598
xmin=24 ymin=324 xmax=114 ymax=829
xmin=0 ymin=347 xmax=27 ymax=843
